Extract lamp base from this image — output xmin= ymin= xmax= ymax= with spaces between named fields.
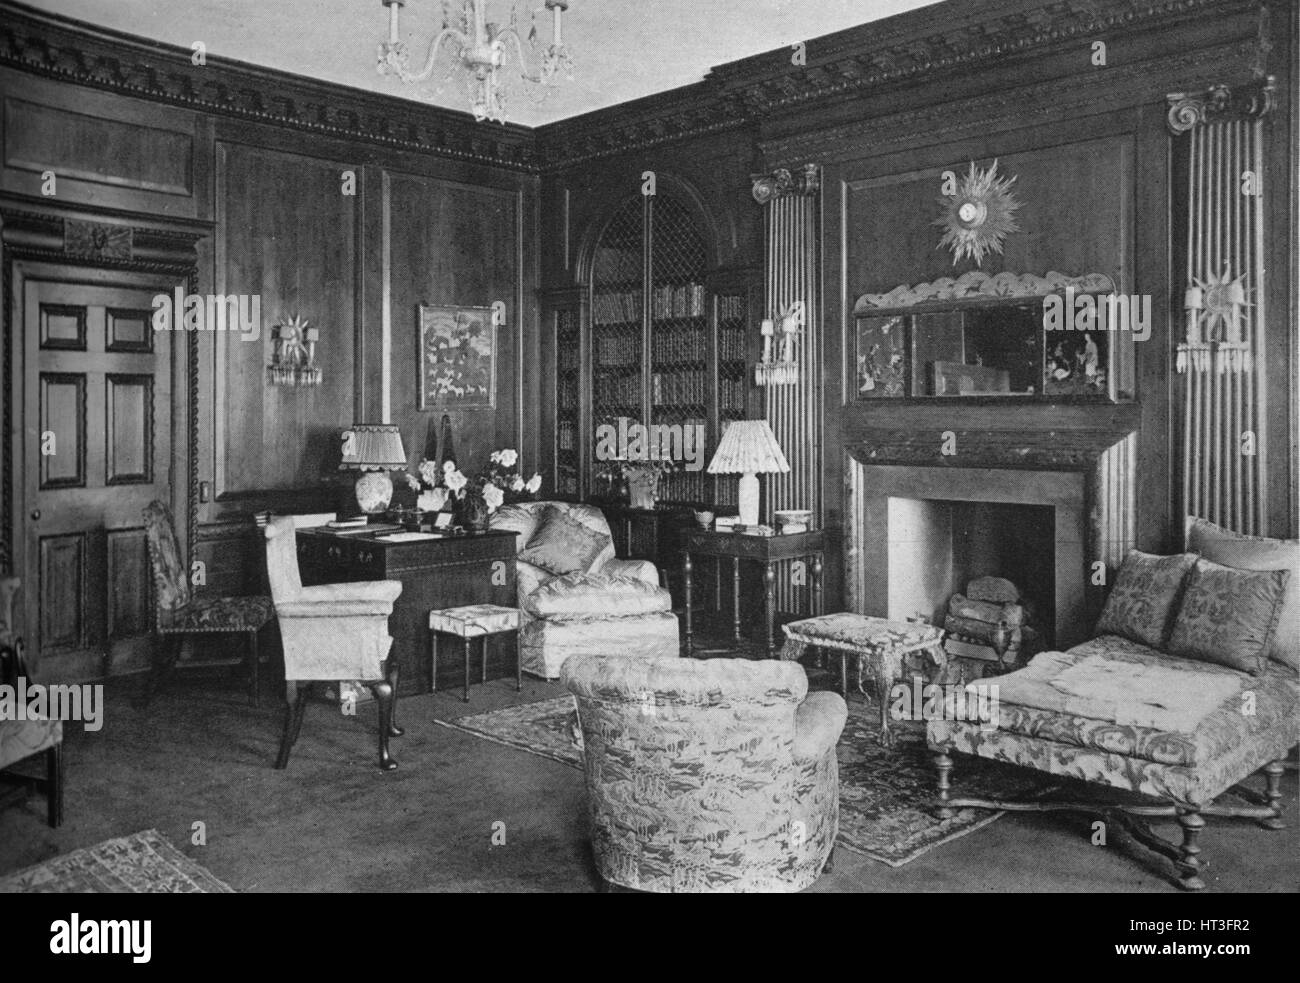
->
xmin=355 ymin=472 xmax=395 ymax=514
xmin=737 ymin=473 xmax=760 ymax=527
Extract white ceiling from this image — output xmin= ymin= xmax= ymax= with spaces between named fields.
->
xmin=26 ymin=0 xmax=940 ymax=126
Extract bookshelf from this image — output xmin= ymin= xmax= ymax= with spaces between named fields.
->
xmin=582 ymin=193 xmax=756 ymax=507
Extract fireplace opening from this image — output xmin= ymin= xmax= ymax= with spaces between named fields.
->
xmin=886 ymin=498 xmax=1056 ymax=650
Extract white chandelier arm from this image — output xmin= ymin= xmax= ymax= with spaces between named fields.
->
xmin=501 ymin=27 xmax=545 ymax=84
xmin=399 ymin=26 xmax=471 ymax=84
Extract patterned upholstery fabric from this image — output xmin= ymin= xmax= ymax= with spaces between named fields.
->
xmin=783 ymin=613 xmax=944 ymax=656
xmin=517 ymin=504 xmax=611 ymax=575
xmin=157 ymin=595 xmax=274 ymax=633
xmin=522 ymin=574 xmax=672 ymax=619
xmin=488 ymin=502 xmax=679 ymax=679
xmin=928 ymin=641 xmax=1300 ymax=808
xmin=143 ymin=500 xmax=191 ymax=613
xmin=1094 ymin=549 xmax=1198 ymax=649
xmin=1186 ymin=516 xmax=1300 ymax=670
xmin=562 ymin=655 xmax=845 ymax=893
xmin=1166 ymin=558 xmax=1290 ymax=675
xmin=264 ymin=517 xmax=401 ymax=681
xmin=0 ymin=717 xmax=62 ymax=771
xmin=429 ymin=604 xmax=520 ymax=638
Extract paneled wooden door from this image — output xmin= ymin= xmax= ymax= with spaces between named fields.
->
xmin=19 ymin=265 xmax=177 ymax=683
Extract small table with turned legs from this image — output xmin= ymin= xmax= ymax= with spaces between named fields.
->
xmin=682 ymin=529 xmax=825 ymax=658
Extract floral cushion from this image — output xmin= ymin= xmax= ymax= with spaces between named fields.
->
xmin=1093 ymin=549 xmax=1197 ymax=649
xmin=517 ymin=504 xmax=610 ymax=575
xmin=928 ymin=641 xmax=1299 ymax=806
xmin=428 ymin=604 xmax=519 ymax=638
xmin=1186 ymin=516 xmax=1300 ymax=670
xmin=143 ymin=500 xmax=190 ymax=612
xmin=521 ymin=574 xmax=672 ymax=620
xmin=1166 ymin=558 xmax=1290 ymax=674
xmin=159 ymin=594 xmax=274 ymax=633
xmin=783 ymin=613 xmax=944 ymax=656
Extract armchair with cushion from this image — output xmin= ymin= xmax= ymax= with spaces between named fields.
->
xmin=562 ymin=654 xmax=846 ymax=892
xmin=489 ymin=502 xmax=679 ymax=679
xmin=263 ymin=517 xmax=404 ymax=771
xmin=928 ymin=519 xmax=1298 ymax=890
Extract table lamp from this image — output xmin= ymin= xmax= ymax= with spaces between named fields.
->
xmin=339 ymin=423 xmax=408 ymax=514
xmin=706 ymin=420 xmax=790 ymax=527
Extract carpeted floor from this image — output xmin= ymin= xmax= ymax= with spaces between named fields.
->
xmin=0 ymin=828 xmax=234 ymax=893
xmin=0 ymin=665 xmax=1296 ymax=892
xmin=440 ymin=694 xmax=1052 ymax=866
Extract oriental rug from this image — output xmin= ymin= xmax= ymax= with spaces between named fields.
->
xmin=0 ymin=829 xmax=235 ymax=893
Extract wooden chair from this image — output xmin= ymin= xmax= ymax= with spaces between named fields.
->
xmin=0 ymin=577 xmax=63 ymax=827
xmin=142 ymin=501 xmax=274 ymax=707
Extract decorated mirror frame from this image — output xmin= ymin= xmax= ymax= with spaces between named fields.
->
xmin=851 ymin=271 xmax=1139 ymax=404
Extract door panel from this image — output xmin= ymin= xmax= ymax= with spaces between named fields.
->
xmin=22 ymin=270 xmax=176 ymax=682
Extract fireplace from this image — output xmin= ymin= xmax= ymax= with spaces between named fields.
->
xmin=845 ymin=429 xmax=1136 ymax=650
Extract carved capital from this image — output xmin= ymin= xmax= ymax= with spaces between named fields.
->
xmin=64 ymin=220 xmax=133 ymax=262
xmin=1166 ymin=76 xmax=1276 ymax=134
xmin=751 ymin=164 xmax=820 ymax=204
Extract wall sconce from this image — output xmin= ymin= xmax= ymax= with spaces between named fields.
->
xmin=268 ymin=314 xmax=321 ymax=386
xmin=1176 ymin=267 xmax=1249 ymax=374
xmin=755 ymin=301 xmax=802 ymax=386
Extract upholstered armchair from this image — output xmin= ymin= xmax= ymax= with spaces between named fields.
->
xmin=0 ymin=577 xmax=62 ymax=827
xmin=489 ymin=502 xmax=679 ymax=679
xmin=263 ymin=517 xmax=404 ymax=771
xmin=562 ymin=654 xmax=846 ymax=892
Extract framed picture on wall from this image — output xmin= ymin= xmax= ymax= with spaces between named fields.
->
xmin=417 ymin=305 xmax=496 ymax=409
xmin=854 ymin=314 xmax=909 ymax=398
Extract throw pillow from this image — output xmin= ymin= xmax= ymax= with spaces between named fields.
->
xmin=1166 ymin=557 xmax=1290 ymax=675
xmin=518 ymin=505 xmax=609 ymax=576
xmin=1186 ymin=516 xmax=1299 ymax=670
xmin=1094 ymin=549 xmax=1198 ymax=649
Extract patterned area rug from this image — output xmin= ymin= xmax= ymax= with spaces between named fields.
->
xmin=439 ymin=695 xmax=1049 ymax=867
xmin=0 ymin=829 xmax=235 ymax=893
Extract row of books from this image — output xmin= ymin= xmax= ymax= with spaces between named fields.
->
xmin=557 ymin=379 xmax=580 ymax=411
xmin=719 ymin=376 xmax=747 ymax=412
xmin=558 ymin=420 xmax=578 ymax=452
xmin=593 ymin=291 xmax=641 ymax=325
xmin=651 ymin=283 xmax=707 ymax=320
xmin=718 ymin=295 xmax=745 ymax=321
xmin=595 ymin=333 xmax=640 ymax=368
xmin=557 ymin=346 xmax=581 ymax=373
xmin=596 ymin=374 xmax=642 ymax=406
xmin=651 ymin=370 xmax=707 ymax=406
xmin=650 ymin=324 xmax=707 ymax=363
xmin=719 ymin=327 xmax=746 ymax=362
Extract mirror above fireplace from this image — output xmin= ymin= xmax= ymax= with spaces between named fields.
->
xmin=852 ymin=270 xmax=1137 ymax=403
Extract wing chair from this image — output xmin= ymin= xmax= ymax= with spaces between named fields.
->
xmin=143 ymin=501 xmax=274 ymax=706
xmin=263 ymin=517 xmax=404 ymax=771
xmin=488 ymin=502 xmax=679 ymax=679
xmin=0 ymin=577 xmax=63 ymax=827
xmin=562 ymin=654 xmax=846 ymax=892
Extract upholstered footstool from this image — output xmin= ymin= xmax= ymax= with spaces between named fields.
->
xmin=429 ymin=604 xmax=521 ymax=701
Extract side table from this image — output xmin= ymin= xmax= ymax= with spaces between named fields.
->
xmin=781 ymin=613 xmax=948 ymax=746
xmin=682 ymin=529 xmax=824 ymax=658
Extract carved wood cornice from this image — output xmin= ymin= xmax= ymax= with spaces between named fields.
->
xmin=762 ymin=39 xmax=1257 ymax=165
xmin=0 ymin=2 xmax=538 ymax=172
xmin=855 ymin=271 xmax=1116 ymax=312
xmin=846 ymin=428 xmax=1135 ymax=471
xmin=538 ymin=0 xmax=1259 ymax=169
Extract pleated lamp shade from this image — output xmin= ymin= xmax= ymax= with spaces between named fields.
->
xmin=338 ymin=423 xmax=408 ymax=472
xmin=707 ymin=420 xmax=790 ymax=526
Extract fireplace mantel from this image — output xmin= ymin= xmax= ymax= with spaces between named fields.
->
xmin=844 ymin=426 xmax=1137 ymax=648
xmin=847 ymin=428 xmax=1135 ymax=472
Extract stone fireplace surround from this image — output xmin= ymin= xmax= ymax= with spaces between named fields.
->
xmin=844 ymin=429 xmax=1137 ymax=650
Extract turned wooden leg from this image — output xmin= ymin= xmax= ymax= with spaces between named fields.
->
xmin=430 ymin=632 xmax=438 ymax=694
xmin=763 ymin=563 xmax=776 ymax=658
xmin=481 ymin=636 xmax=488 ymax=685
xmin=1260 ymin=760 xmax=1286 ymax=830
xmin=46 ymin=743 xmax=63 ymax=828
xmin=515 ymin=629 xmax=522 ymax=692
xmin=248 ymin=630 xmax=260 ymax=708
xmin=683 ymin=553 xmax=693 ymax=656
xmin=934 ymin=750 xmax=955 ymax=819
xmin=1176 ymin=808 xmax=1207 ymax=890
xmin=463 ymin=637 xmax=472 ymax=702
xmin=370 ymin=680 xmax=398 ymax=772
xmin=275 ymin=682 xmax=308 ymax=770
xmin=732 ymin=556 xmax=742 ymax=643
xmin=386 ymin=661 xmax=403 ymax=737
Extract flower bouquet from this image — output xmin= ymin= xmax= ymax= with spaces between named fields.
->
xmin=409 ymin=449 xmax=541 ymax=531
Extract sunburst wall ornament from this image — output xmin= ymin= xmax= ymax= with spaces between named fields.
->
xmin=933 ymin=159 xmax=1022 ymax=267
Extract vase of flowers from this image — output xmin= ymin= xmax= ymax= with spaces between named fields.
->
xmin=594 ymin=456 xmax=675 ymax=509
xmin=409 ymin=448 xmax=541 ymax=532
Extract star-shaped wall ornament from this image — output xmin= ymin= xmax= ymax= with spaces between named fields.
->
xmin=933 ymin=159 xmax=1022 ymax=267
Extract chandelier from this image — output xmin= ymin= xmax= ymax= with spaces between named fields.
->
xmin=377 ymin=0 xmax=573 ymax=124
